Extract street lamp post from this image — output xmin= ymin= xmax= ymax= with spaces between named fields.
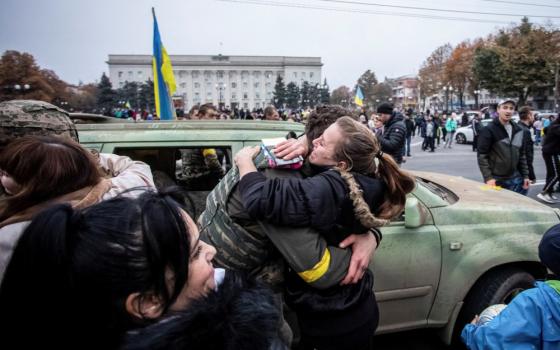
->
xmin=449 ymin=86 xmax=454 ymax=112
xmin=474 ymin=90 xmax=481 ymax=110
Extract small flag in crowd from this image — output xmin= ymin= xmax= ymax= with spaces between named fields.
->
xmin=125 ymin=101 xmax=131 ymax=109
xmin=355 ymin=86 xmax=364 ymax=107
xmin=152 ymin=8 xmax=177 ymax=120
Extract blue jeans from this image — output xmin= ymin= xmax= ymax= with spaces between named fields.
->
xmin=402 ymin=135 xmax=412 ymax=156
xmin=496 ymin=176 xmax=527 ymax=196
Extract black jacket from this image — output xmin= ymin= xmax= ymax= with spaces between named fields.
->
xmin=518 ymin=122 xmax=536 ymax=181
xmin=542 ymin=119 xmax=560 ymax=156
xmin=239 ymin=169 xmax=386 ymax=246
xmin=123 ymin=272 xmax=285 ymax=350
xmin=379 ymin=114 xmax=406 ymax=164
xmin=405 ymin=118 xmax=414 ymax=137
xmin=477 ymin=118 xmax=529 ymax=182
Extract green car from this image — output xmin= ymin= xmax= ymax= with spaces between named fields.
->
xmin=76 ymin=118 xmax=560 ymax=345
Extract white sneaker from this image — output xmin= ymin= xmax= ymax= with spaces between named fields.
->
xmin=537 ymin=193 xmax=556 ymax=204
xmin=551 ymin=193 xmax=559 ymax=201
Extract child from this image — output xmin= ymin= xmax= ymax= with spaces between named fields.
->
xmin=461 ymin=223 xmax=560 ymax=349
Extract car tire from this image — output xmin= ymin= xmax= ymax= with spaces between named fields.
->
xmin=455 ymin=133 xmax=466 ymax=144
xmin=451 ymin=267 xmax=535 ymax=348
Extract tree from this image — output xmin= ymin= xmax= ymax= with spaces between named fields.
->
xmin=285 ymin=82 xmax=300 ymax=109
xmin=96 ymin=72 xmax=116 ymax=115
xmin=0 ymin=50 xmax=68 ymax=103
xmin=371 ymin=81 xmax=393 ymax=106
xmin=355 ymin=70 xmax=378 ymax=107
xmin=418 ymin=43 xmax=453 ymax=100
xmin=330 ymin=85 xmax=352 ymax=107
xmin=445 ymin=41 xmax=475 ymax=108
xmin=320 ymin=78 xmax=330 ymax=104
xmin=473 ymin=17 xmax=559 ymax=105
xmin=272 ymin=75 xmax=286 ymax=108
xmin=300 ymin=81 xmax=311 ymax=107
xmin=138 ymin=80 xmax=155 ymax=112
xmin=68 ymin=83 xmax=98 ymax=112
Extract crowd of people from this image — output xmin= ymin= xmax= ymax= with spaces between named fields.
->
xmin=0 ymin=99 xmax=559 ymax=349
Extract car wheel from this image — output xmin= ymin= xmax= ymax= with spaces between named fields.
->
xmin=451 ymin=267 xmax=535 ymax=347
xmin=455 ymin=133 xmax=466 ymax=144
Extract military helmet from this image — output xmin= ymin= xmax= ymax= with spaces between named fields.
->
xmin=0 ymin=100 xmax=78 ymax=148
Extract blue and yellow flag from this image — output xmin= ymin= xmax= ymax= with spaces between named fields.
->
xmin=152 ymin=8 xmax=176 ymax=120
xmin=354 ymin=86 xmax=364 ymax=107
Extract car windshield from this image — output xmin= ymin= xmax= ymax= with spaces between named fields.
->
xmin=416 ymin=177 xmax=459 ymax=204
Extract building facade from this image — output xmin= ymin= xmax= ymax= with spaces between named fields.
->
xmin=390 ymin=75 xmax=419 ymax=111
xmin=107 ymin=54 xmax=322 ymax=110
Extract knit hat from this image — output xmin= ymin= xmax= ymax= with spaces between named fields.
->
xmin=539 ymin=223 xmax=560 ymax=276
xmin=377 ymin=103 xmax=393 ymax=115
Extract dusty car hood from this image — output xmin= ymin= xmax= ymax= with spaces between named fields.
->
xmin=413 ymin=171 xmax=560 ymax=224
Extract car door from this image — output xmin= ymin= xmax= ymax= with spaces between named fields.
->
xmin=372 ymin=196 xmax=442 ymax=334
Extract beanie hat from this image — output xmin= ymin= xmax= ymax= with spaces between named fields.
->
xmin=377 ymin=103 xmax=393 ymax=115
xmin=539 ymin=223 xmax=560 ymax=276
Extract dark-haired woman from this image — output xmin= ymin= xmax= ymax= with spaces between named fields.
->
xmin=0 ymin=190 xmax=282 ymax=350
xmin=235 ymin=116 xmax=416 ymax=350
xmin=0 ymin=135 xmax=155 ymax=284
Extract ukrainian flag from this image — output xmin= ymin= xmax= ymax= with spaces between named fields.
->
xmin=152 ymin=8 xmax=177 ymax=120
xmin=354 ymin=86 xmax=364 ymax=107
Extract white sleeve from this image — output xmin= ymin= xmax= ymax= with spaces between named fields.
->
xmin=98 ymin=153 xmax=156 ymax=199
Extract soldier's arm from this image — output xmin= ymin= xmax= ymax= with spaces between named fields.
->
xmin=258 ymin=220 xmax=351 ymax=290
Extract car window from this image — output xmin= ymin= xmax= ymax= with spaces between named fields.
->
xmin=416 ymin=177 xmax=459 ymax=204
xmin=114 ymin=146 xmax=232 ymax=217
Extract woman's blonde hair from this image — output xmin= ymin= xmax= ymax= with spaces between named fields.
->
xmin=332 ymin=116 xmax=416 ymax=228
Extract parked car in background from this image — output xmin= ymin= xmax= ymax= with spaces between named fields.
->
xmin=455 ymin=119 xmax=492 ymax=144
xmin=76 ymin=118 xmax=560 ymax=346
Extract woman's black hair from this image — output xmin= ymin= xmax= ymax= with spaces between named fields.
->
xmin=0 ymin=188 xmax=192 ymax=349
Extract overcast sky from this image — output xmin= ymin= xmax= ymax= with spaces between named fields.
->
xmin=1 ymin=0 xmax=558 ymax=89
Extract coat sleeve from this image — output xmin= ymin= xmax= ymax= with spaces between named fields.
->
xmin=259 ymin=220 xmax=351 ymax=290
xmin=477 ymin=127 xmax=494 ymax=182
xmin=461 ymin=290 xmax=543 ymax=350
xmin=99 ymin=154 xmax=156 ymax=197
xmin=379 ymin=124 xmax=406 ymax=154
xmin=522 ymin=129 xmax=535 ymax=181
xmin=238 ymin=171 xmax=345 ymax=232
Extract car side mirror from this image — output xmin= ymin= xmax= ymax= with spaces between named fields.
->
xmin=404 ymin=197 xmax=428 ymax=228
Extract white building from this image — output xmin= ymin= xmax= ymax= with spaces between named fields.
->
xmin=107 ymin=54 xmax=322 ymax=110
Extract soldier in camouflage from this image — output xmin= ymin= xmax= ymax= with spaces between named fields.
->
xmin=199 ymin=105 xmax=377 ymax=346
xmin=179 ymin=103 xmax=225 ymax=189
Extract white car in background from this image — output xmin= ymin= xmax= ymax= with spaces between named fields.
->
xmin=455 ymin=116 xmax=521 ymax=144
xmin=455 ymin=119 xmax=492 ymax=144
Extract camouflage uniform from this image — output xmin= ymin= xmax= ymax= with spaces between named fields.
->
xmin=199 ymin=151 xmax=352 ymax=290
xmin=0 ymin=100 xmax=79 ymax=149
xmin=180 ymin=148 xmax=225 ymax=188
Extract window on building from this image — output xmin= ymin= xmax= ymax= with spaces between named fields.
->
xmin=137 ymin=71 xmax=143 ymax=77
xmin=293 ymin=72 xmax=297 ymax=78
xmin=119 ymin=82 xmax=124 ymax=87
xmin=255 ymin=102 xmax=260 ymax=108
xmin=243 ymin=93 xmax=248 ymax=100
xmin=231 ymin=82 xmax=237 ymax=88
xmin=243 ymin=103 xmax=249 ymax=108
xmin=207 ymin=92 xmax=213 ymax=98
xmin=180 ymin=83 xmax=186 ymax=88
xmin=254 ymin=82 xmax=260 ymax=88
xmin=310 ymin=72 xmax=314 ymax=78
xmin=253 ymin=71 xmax=261 ymax=78
xmin=302 ymin=72 xmax=306 ymax=78
xmin=118 ymin=71 xmax=123 ymax=78
xmin=217 ymin=71 xmax=224 ymax=79
xmin=128 ymin=71 xmax=133 ymax=78
xmin=255 ymin=93 xmax=260 ymax=99
xmin=265 ymin=71 xmax=273 ymax=79
xmin=194 ymin=82 xmax=200 ymax=89
xmin=243 ymin=82 xmax=248 ymax=89
xmin=192 ymin=71 xmax=199 ymax=79
xmin=231 ymin=93 xmax=237 ymax=100
xmin=206 ymin=82 xmax=212 ymax=90
xmin=265 ymin=82 xmax=271 ymax=89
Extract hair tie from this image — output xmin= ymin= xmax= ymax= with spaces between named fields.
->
xmin=376 ymin=151 xmax=384 ymax=159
